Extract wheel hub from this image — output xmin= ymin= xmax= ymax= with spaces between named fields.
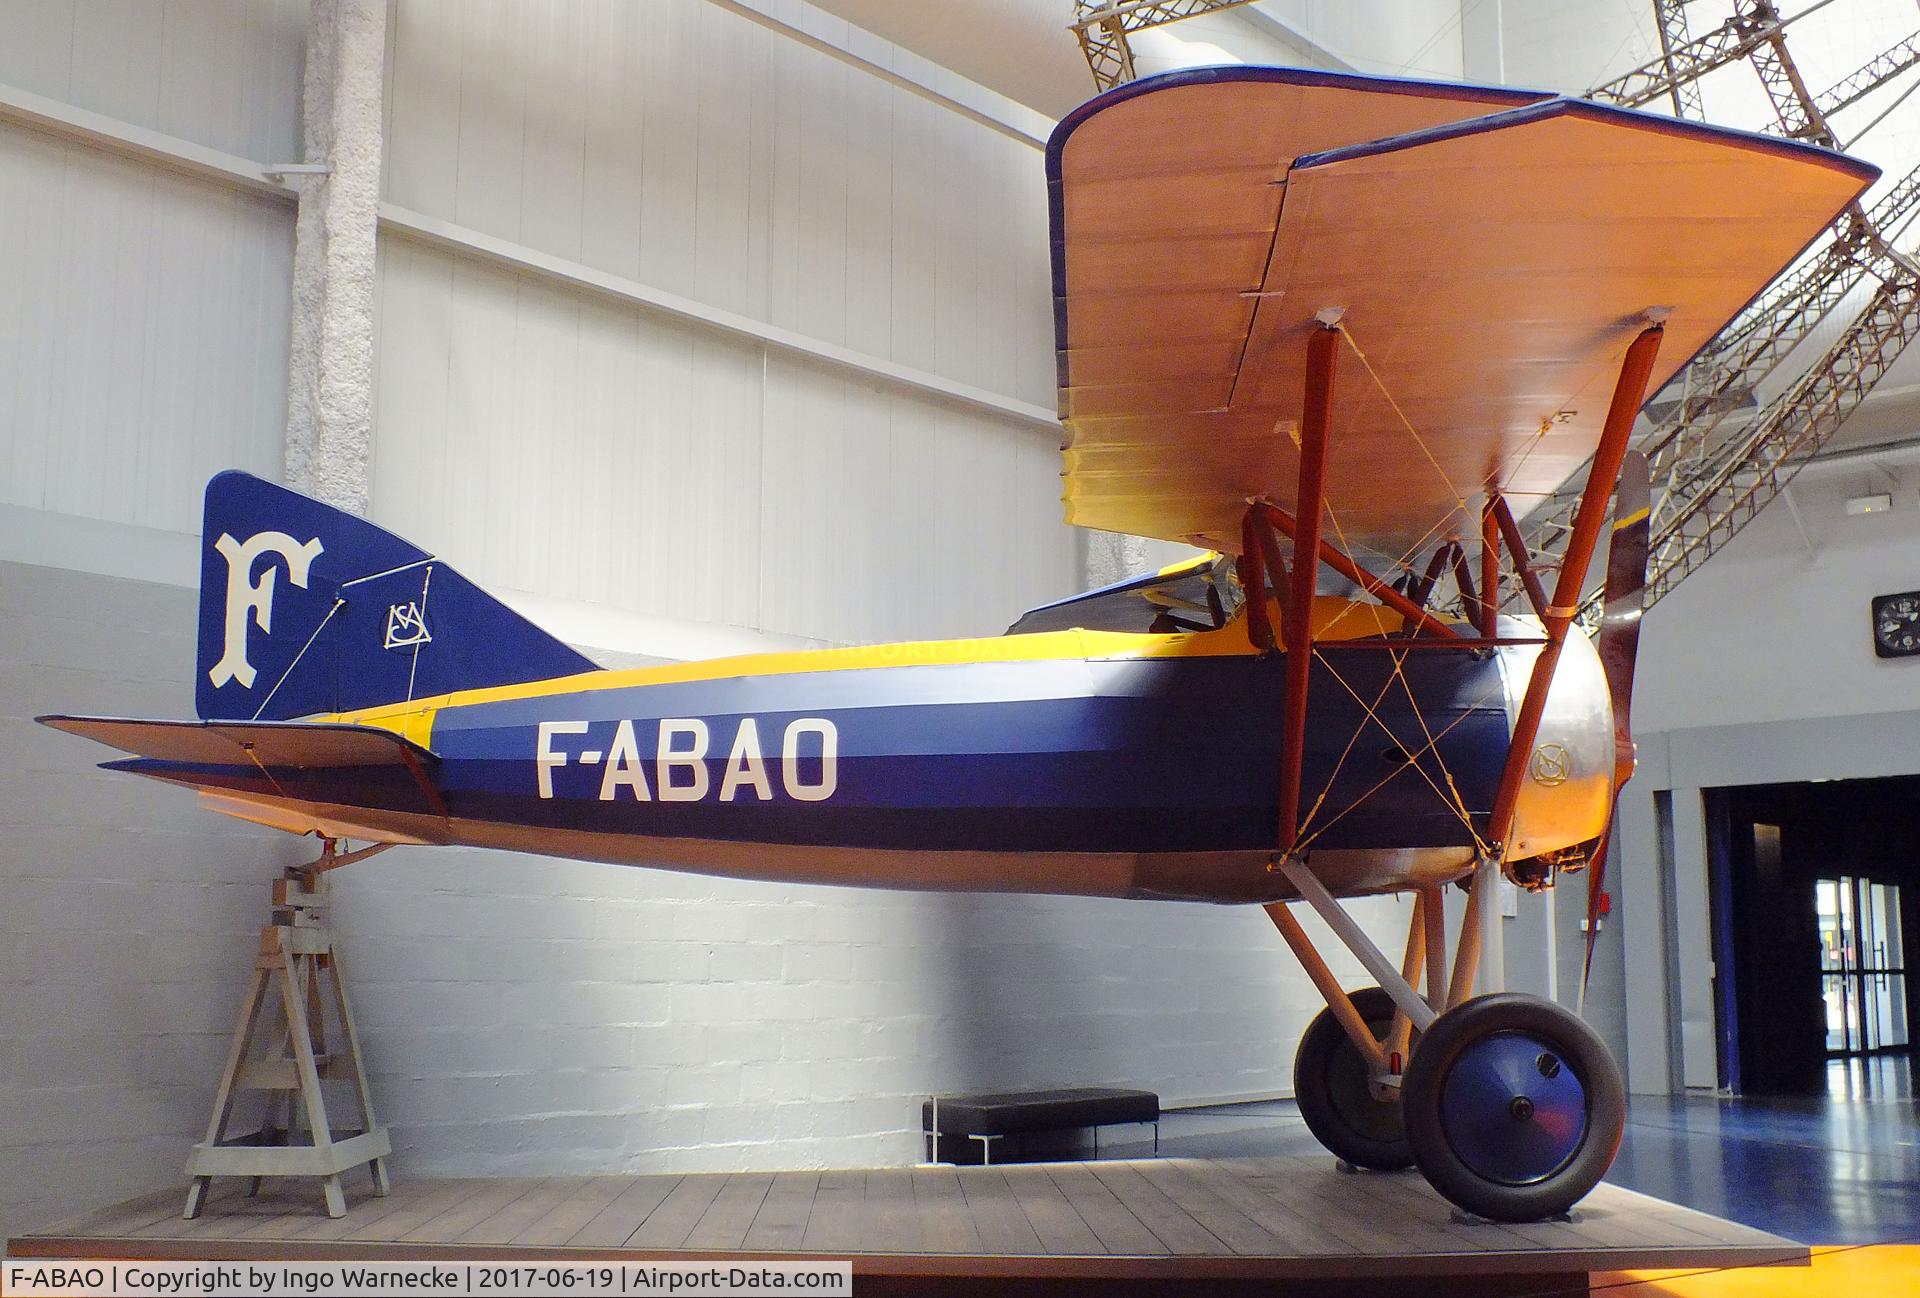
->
xmin=1439 ymin=1030 xmax=1589 ymax=1185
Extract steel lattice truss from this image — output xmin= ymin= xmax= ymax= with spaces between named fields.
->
xmin=1070 ymin=1 xmax=1260 ymax=91
xmin=1654 ymin=0 xmax=1709 ymax=118
xmin=1524 ymin=1 xmax=1920 ymax=623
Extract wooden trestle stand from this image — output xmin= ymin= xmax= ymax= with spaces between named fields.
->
xmin=183 ymin=849 xmax=391 ymax=1219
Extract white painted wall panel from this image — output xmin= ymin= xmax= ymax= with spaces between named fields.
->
xmin=0 ymin=0 xmax=305 ymax=161
xmin=373 ymin=235 xmax=1071 ymax=644
xmin=1253 ymin=2 xmax=1467 ymax=78
xmin=384 ymin=0 xmax=1055 ymax=410
xmin=1638 ymin=460 xmax=1920 ymax=733
xmin=0 ymin=123 xmax=291 ymax=535
xmin=1491 ymin=0 xmax=1656 ymax=95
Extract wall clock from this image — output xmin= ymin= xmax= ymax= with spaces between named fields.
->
xmin=1871 ymin=591 xmax=1920 ymax=658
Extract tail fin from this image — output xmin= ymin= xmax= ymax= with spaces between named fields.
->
xmin=196 ymin=471 xmax=596 ymax=720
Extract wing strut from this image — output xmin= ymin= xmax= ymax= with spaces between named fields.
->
xmin=1276 ymin=324 xmax=1340 ymax=853
xmin=1255 ymin=319 xmax=1674 ymax=1130
xmin=1253 ymin=502 xmax=1465 ymax=640
xmin=1485 ymin=325 xmax=1665 ymax=856
xmin=1479 ymin=504 xmax=1501 ymax=636
xmin=1490 ymin=495 xmax=1552 ymax=620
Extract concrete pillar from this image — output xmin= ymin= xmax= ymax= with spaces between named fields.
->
xmin=1461 ymin=0 xmax=1505 ymax=84
xmin=284 ymin=0 xmax=387 ymax=515
xmin=1618 ymin=776 xmax=1677 ymax=1093
xmin=1079 ymin=530 xmax=1155 ymax=590
xmin=1666 ymin=786 xmax=1719 ymax=1088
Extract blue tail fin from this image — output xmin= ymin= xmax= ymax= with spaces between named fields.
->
xmin=197 ymin=471 xmax=597 ymax=721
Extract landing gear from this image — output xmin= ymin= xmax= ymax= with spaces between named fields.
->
xmin=1267 ymin=862 xmax=1626 ymax=1221
xmin=1400 ymin=993 xmax=1625 ymax=1223
xmin=1293 ymin=987 xmax=1416 ymax=1170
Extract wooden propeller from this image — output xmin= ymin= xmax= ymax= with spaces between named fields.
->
xmin=1579 ymin=451 xmax=1650 ymax=1013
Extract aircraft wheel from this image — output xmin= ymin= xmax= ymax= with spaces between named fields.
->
xmin=1401 ymin=993 xmax=1625 ymax=1222
xmin=1293 ymin=986 xmax=1417 ymax=1170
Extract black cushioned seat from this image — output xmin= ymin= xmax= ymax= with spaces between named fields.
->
xmin=919 ymin=1087 xmax=1160 ymax=1163
xmin=921 ymin=1087 xmax=1160 ymax=1136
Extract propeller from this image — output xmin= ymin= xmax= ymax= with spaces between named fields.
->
xmin=1578 ymin=450 xmax=1649 ymax=1014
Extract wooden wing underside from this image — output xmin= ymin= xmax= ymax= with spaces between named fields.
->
xmin=1050 ymin=68 xmax=1880 ymax=561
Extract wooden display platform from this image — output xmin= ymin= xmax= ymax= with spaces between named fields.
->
xmin=10 ymin=1156 xmax=1806 ymax=1290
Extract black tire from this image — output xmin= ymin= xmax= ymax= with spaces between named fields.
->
xmin=1401 ymin=992 xmax=1626 ymax=1222
xmin=1294 ymin=986 xmax=1418 ymax=1170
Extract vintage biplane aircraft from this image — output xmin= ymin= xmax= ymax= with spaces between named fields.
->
xmin=41 ymin=67 xmax=1875 ymax=1221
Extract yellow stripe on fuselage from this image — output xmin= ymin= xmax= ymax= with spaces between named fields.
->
xmin=327 ymin=596 xmax=1428 ymax=750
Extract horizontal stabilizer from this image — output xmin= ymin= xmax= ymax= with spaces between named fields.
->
xmin=39 ymin=715 xmax=436 ymax=768
xmin=38 ymin=715 xmax=447 ymax=841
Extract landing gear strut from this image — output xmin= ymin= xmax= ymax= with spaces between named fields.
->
xmin=1268 ymin=856 xmax=1629 ymax=1221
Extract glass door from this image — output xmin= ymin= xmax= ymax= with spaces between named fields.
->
xmin=1818 ymin=875 xmax=1909 ymax=1057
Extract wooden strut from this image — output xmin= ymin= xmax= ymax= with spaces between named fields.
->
xmin=1421 ymin=883 xmax=1447 ymax=1008
xmin=1485 ymin=325 xmax=1664 ymax=856
xmin=1490 ymin=493 xmax=1550 ymax=620
xmin=1275 ymin=325 xmax=1339 ymax=854
xmin=1265 ymin=903 xmax=1389 ymax=1074
xmin=1260 ymin=327 xmax=1662 ymax=1075
xmin=1266 ymin=878 xmax=1441 ymax=1081
xmin=1407 ymin=541 xmax=1461 ymax=613
xmin=1447 ymin=856 xmax=1494 ymax=1009
xmin=1479 ymin=500 xmax=1501 ymax=637
xmin=1252 ymin=514 xmax=1295 ymax=648
xmin=1447 ymin=543 xmax=1479 ymax=626
xmin=1258 ymin=325 xmax=1469 ymax=1076
xmin=1237 ymin=514 xmax=1275 ymax=653
xmin=1386 ymin=891 xmax=1427 ymax=1063
xmin=1255 ymin=502 xmax=1464 ymax=641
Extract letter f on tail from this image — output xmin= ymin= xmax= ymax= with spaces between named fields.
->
xmin=208 ymin=531 xmax=324 ymax=689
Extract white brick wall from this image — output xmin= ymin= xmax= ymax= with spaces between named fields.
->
xmin=0 ymin=561 xmax=304 ymax=1244
xmin=330 ymin=842 xmax=1412 ymax=1179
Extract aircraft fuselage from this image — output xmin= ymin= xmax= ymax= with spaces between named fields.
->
xmin=160 ymin=614 xmax=1615 ymax=904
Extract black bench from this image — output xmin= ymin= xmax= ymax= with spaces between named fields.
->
xmin=920 ymin=1087 xmax=1160 ymax=1165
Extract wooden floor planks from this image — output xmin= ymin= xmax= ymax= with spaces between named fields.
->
xmin=740 ymin=1170 xmax=818 ymax=1252
xmin=9 ymin=1158 xmax=1808 ymax=1281
xmin=569 ymin=1175 xmax=681 ymax=1249
xmin=683 ymin=1172 xmax=774 ymax=1252
xmin=908 ymin=1168 xmax=982 ymax=1255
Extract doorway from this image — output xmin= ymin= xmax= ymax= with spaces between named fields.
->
xmin=1704 ymin=776 xmax=1920 ymax=1095
xmin=1817 ymin=875 xmax=1910 ymax=1058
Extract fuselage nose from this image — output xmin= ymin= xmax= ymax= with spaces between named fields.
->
xmin=1493 ymin=616 xmax=1614 ymax=864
